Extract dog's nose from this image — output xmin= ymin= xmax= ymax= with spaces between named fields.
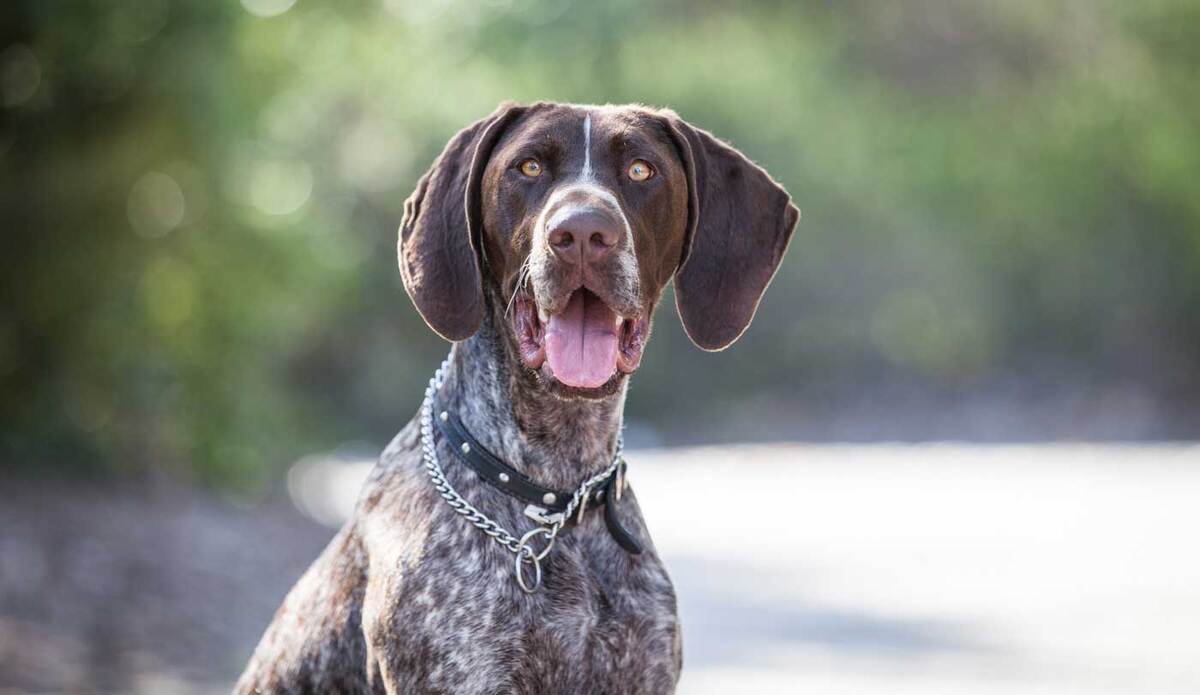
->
xmin=547 ymin=209 xmax=620 ymax=265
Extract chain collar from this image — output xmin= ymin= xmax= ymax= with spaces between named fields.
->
xmin=419 ymin=358 xmax=632 ymax=593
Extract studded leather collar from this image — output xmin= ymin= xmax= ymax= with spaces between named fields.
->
xmin=431 ymin=396 xmax=643 ymax=555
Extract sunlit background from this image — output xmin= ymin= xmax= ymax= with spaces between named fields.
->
xmin=2 ymin=1 xmax=1199 ymax=693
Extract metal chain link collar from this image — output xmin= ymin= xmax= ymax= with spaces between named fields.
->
xmin=419 ymin=358 xmax=624 ymax=593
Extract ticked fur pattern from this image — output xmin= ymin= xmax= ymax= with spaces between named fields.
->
xmin=235 ymin=303 xmax=683 ymax=694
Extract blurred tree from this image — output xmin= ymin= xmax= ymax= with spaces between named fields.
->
xmin=2 ymin=0 xmax=1198 ymax=487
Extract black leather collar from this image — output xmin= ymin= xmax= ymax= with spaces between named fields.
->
xmin=431 ymin=396 xmax=642 ymax=555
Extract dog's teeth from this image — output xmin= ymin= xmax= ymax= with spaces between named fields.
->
xmin=537 ymin=307 xmax=548 ymax=323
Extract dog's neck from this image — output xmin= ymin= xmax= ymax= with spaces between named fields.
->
xmin=438 ymin=311 xmax=627 ymax=491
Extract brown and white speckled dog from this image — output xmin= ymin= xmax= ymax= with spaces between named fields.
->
xmin=236 ymin=102 xmax=798 ymax=694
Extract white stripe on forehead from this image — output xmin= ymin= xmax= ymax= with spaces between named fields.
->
xmin=529 ymin=109 xmax=638 ymax=285
xmin=581 ymin=112 xmax=593 ymax=181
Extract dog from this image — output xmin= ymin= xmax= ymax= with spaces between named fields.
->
xmin=236 ymin=102 xmax=798 ymax=694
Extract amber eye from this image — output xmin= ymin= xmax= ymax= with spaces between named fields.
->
xmin=627 ymin=159 xmax=654 ymax=182
xmin=518 ymin=159 xmax=542 ymax=177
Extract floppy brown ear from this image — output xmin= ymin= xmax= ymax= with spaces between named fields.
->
xmin=399 ymin=103 xmax=525 ymax=341
xmin=666 ymin=117 xmax=800 ymax=351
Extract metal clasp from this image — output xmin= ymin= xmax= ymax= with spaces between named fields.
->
xmin=523 ymin=504 xmax=564 ymax=526
xmin=514 ymin=525 xmax=558 ymax=593
xmin=515 ymin=545 xmax=542 ymax=593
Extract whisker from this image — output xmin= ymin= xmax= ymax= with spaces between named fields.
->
xmin=504 ymin=259 xmax=532 ymax=318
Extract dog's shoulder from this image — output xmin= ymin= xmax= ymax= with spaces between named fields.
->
xmin=236 ymin=417 xmax=431 ymax=694
xmin=353 ymin=416 xmax=437 ymax=563
xmin=234 ymin=520 xmax=371 ymax=694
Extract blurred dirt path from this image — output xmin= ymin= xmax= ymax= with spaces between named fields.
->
xmin=4 ymin=443 xmax=1198 ymax=694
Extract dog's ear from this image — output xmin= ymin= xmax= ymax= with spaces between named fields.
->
xmin=664 ymin=115 xmax=800 ymax=351
xmin=399 ymin=103 xmax=525 ymax=341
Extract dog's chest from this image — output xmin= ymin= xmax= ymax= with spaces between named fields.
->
xmin=367 ymin=523 xmax=681 ymax=694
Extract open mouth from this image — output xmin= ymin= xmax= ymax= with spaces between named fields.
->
xmin=514 ymin=288 xmax=647 ymax=390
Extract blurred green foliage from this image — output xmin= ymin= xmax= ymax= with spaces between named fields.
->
xmin=3 ymin=0 xmax=1199 ymax=488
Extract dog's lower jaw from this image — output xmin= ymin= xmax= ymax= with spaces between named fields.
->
xmin=537 ymin=370 xmax=627 ymax=401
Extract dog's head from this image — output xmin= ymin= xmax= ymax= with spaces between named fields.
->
xmin=400 ymin=102 xmax=799 ymax=399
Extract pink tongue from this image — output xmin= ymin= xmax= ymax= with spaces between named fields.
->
xmin=544 ymin=290 xmax=619 ymax=389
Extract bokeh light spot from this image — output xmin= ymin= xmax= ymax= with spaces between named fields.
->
xmin=127 ymin=171 xmax=186 ymax=238
xmin=1 ymin=44 xmax=41 ymax=107
xmin=241 ymin=0 xmax=298 ymax=18
xmin=259 ymin=89 xmax=320 ymax=145
xmin=337 ymin=117 xmax=411 ymax=193
xmin=249 ymin=158 xmax=313 ymax=216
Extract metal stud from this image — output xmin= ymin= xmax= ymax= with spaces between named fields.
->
xmin=498 ymin=472 xmax=510 ymax=483
xmin=439 ymin=411 xmax=449 ymax=421
xmin=542 ymin=492 xmax=557 ymax=506
xmin=461 ymin=442 xmax=471 ymax=454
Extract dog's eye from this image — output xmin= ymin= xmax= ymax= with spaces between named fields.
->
xmin=518 ymin=159 xmax=543 ymax=178
xmin=627 ymin=160 xmax=654 ymax=182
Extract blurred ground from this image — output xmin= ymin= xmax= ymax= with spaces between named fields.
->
xmin=0 ymin=483 xmax=329 ymax=695
xmin=3 ymin=443 xmax=1199 ymax=694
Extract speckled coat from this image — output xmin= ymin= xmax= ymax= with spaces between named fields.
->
xmin=236 ymin=316 xmax=682 ymax=694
